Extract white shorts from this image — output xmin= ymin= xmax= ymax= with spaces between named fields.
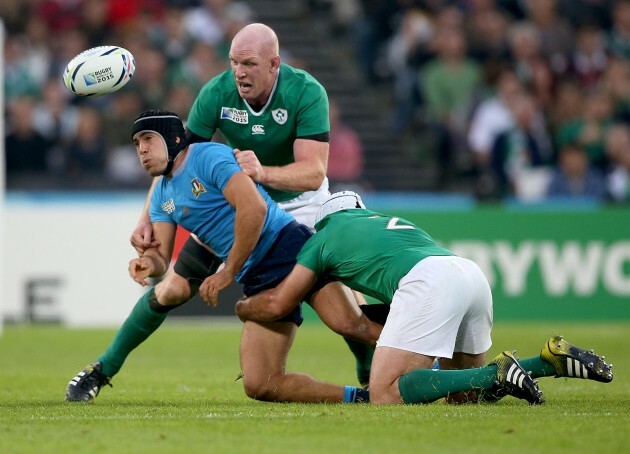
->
xmin=376 ymin=255 xmax=493 ymax=358
xmin=278 ymin=178 xmax=330 ymax=231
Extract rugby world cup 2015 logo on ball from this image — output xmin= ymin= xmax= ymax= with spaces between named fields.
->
xmin=63 ymin=45 xmax=135 ymax=97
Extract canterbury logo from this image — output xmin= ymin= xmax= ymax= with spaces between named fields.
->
xmin=566 ymin=358 xmax=589 ymax=378
xmin=252 ymin=125 xmax=265 ymax=135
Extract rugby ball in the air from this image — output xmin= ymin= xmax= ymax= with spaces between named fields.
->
xmin=63 ymin=45 xmax=135 ymax=97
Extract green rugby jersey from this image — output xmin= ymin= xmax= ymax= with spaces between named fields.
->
xmin=297 ymin=209 xmax=455 ymax=303
xmin=187 ymin=63 xmax=330 ymax=202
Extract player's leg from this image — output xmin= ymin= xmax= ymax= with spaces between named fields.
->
xmin=239 ymin=319 xmax=368 ymax=403
xmin=65 ymin=237 xmax=221 ymax=402
xmin=440 ymin=352 xmax=487 ymax=404
xmin=371 ymin=257 xmax=542 ymax=405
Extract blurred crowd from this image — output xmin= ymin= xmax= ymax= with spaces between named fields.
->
xmin=3 ymin=0 xmax=630 ymax=204
xmin=330 ymin=0 xmax=630 ymax=202
xmin=3 ymin=0 xmax=254 ymax=189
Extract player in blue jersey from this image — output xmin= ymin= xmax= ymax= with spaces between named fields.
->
xmin=65 ymin=111 xmax=380 ymax=403
xmin=129 ymin=23 xmax=384 ymax=387
xmin=236 ymin=191 xmax=614 ymax=405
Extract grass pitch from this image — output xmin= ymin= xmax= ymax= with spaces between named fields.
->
xmin=1 ymin=320 xmax=629 ymax=453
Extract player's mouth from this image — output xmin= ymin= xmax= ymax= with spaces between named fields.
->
xmin=238 ymin=82 xmax=252 ymax=92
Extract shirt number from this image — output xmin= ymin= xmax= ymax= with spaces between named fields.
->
xmin=386 ymin=217 xmax=414 ymax=230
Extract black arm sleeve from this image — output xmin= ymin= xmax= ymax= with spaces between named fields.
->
xmin=297 ymin=132 xmax=330 ymax=143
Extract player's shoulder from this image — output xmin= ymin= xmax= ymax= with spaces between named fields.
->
xmin=198 ymin=68 xmax=235 ymax=95
xmin=190 ymin=141 xmax=234 ymax=159
xmin=280 ymin=63 xmax=325 ymax=92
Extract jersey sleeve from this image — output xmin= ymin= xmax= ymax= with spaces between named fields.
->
xmin=186 ymin=81 xmax=220 ymax=140
xmin=149 ymin=179 xmax=175 ymax=224
xmin=195 ymin=144 xmax=242 ymax=192
xmin=296 ymin=80 xmax=330 ymax=138
xmin=296 ymin=231 xmax=328 ymax=276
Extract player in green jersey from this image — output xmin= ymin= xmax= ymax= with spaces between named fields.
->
xmin=105 ymin=23 xmax=378 ymax=398
xmin=236 ymin=191 xmax=614 ymax=405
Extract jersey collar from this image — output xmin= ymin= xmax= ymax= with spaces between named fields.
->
xmin=242 ymin=66 xmax=280 ymax=117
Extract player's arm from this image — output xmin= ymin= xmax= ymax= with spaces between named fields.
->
xmin=130 ymin=129 xmax=211 ymax=255
xmin=198 ymin=172 xmax=267 ymax=306
xmin=129 ymin=222 xmax=176 ymax=286
xmin=130 ymin=178 xmax=161 ymax=255
xmin=235 ymin=137 xmax=329 ymax=192
xmin=222 ymin=172 xmax=267 ymax=277
xmin=235 ymin=265 xmax=318 ymax=322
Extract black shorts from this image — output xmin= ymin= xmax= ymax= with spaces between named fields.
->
xmin=174 ymin=221 xmax=333 ymax=325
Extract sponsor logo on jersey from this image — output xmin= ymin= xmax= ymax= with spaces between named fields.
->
xmin=272 ymin=108 xmax=288 ymax=125
xmin=252 ymin=125 xmax=265 ymax=135
xmin=162 ymin=198 xmax=176 ymax=214
xmin=221 ymin=107 xmax=248 ymax=124
xmin=191 ymin=178 xmax=206 ymax=198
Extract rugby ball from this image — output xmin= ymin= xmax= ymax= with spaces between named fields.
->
xmin=63 ymin=45 xmax=135 ymax=97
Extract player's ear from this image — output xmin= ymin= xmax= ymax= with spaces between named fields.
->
xmin=270 ymin=55 xmax=280 ymax=71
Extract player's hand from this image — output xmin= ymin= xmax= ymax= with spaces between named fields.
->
xmin=234 ymin=148 xmax=265 ymax=183
xmin=130 ymin=221 xmax=160 ymax=256
xmin=199 ymin=269 xmax=235 ymax=307
xmin=128 ymin=257 xmax=153 ymax=286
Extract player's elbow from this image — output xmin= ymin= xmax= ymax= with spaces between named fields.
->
xmin=264 ymin=293 xmax=295 ymax=321
xmin=306 ymin=166 xmax=326 ymax=190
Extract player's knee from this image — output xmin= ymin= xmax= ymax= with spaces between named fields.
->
xmin=369 ymin=385 xmax=402 ymax=405
xmin=154 ymin=275 xmax=191 ymax=306
xmin=242 ymin=377 xmax=276 ymax=402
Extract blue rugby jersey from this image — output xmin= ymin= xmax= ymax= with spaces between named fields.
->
xmin=149 ymin=142 xmax=294 ymax=281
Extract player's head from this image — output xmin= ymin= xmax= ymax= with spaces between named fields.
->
xmin=131 ymin=110 xmax=188 ymax=176
xmin=229 ymin=23 xmax=280 ymax=106
xmin=316 ymin=191 xmax=366 ymax=224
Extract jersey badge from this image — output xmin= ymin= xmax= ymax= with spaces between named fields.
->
xmin=221 ymin=107 xmax=248 ymax=124
xmin=191 ymin=178 xmax=207 ymax=198
xmin=272 ymin=108 xmax=288 ymax=125
xmin=252 ymin=125 xmax=265 ymax=135
xmin=162 ymin=198 xmax=176 ymax=215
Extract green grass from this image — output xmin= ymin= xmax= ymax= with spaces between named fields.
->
xmin=1 ymin=321 xmax=629 ymax=453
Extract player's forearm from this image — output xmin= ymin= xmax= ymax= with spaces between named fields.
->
xmin=223 ymin=205 xmax=266 ymax=277
xmin=259 ymin=161 xmax=326 ymax=192
xmin=142 ymin=250 xmax=170 ymax=277
xmin=235 ymin=291 xmax=293 ymax=322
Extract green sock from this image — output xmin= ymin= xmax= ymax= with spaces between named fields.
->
xmin=343 ymin=337 xmax=374 ymax=386
xmin=98 ymin=289 xmax=168 ymax=377
xmin=398 ymin=366 xmax=498 ymax=404
xmin=517 ymin=356 xmax=557 ymax=378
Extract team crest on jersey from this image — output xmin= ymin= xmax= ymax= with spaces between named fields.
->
xmin=191 ymin=178 xmax=206 ymax=198
xmin=221 ymin=107 xmax=248 ymax=124
xmin=252 ymin=125 xmax=265 ymax=135
xmin=162 ymin=199 xmax=175 ymax=215
xmin=272 ymin=108 xmax=288 ymax=125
